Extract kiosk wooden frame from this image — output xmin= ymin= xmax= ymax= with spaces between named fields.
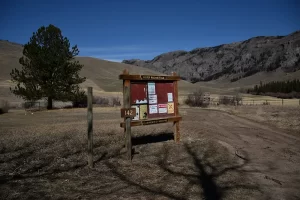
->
xmin=119 ymin=69 xmax=182 ymax=160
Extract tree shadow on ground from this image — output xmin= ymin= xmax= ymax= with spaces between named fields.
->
xmin=0 ymin=149 xmax=112 ymax=185
xmin=132 ymin=132 xmax=174 ymax=146
xmin=1 ymin=132 xmax=275 ymax=199
xmin=105 ymin=142 xmax=263 ymax=200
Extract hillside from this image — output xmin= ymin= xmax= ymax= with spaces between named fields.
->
xmin=0 ymin=40 xmax=197 ymax=102
xmin=123 ymin=31 xmax=300 ymax=83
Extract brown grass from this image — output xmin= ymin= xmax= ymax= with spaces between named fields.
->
xmin=206 ymin=105 xmax=300 ymax=133
xmin=1 ymin=107 xmax=300 ymax=199
xmin=0 ymin=107 xmax=271 ymax=200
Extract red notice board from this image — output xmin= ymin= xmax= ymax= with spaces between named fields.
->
xmin=129 ymin=80 xmax=176 ymax=120
xmin=131 ymin=82 xmax=148 ymax=105
xmin=148 ymin=81 xmax=175 ymax=119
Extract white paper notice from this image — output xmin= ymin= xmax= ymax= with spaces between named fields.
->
xmin=149 ymin=95 xmax=157 ymax=104
xmin=158 ymin=104 xmax=168 ymax=113
xmin=132 ymin=105 xmax=140 ymax=120
xmin=148 ymin=82 xmax=156 ymax=95
xmin=167 ymin=93 xmax=173 ymax=102
xmin=149 ymin=105 xmax=158 ymax=114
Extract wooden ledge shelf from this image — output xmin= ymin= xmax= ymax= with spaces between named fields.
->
xmin=120 ymin=116 xmax=182 ymax=128
xmin=119 ymin=74 xmax=181 ymax=81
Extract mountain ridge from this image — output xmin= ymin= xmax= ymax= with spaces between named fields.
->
xmin=123 ymin=30 xmax=300 ymax=82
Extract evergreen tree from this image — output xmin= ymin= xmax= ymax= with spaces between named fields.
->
xmin=10 ymin=24 xmax=86 ymax=109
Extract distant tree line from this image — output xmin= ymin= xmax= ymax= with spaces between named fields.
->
xmin=247 ymin=79 xmax=300 ymax=98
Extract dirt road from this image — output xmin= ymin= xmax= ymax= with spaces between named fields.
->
xmin=180 ymin=108 xmax=300 ymax=200
xmin=0 ymin=107 xmax=299 ymax=200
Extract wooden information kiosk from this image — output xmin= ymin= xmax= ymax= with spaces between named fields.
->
xmin=119 ymin=69 xmax=182 ymax=160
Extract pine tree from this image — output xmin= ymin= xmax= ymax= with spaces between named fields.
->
xmin=10 ymin=24 xmax=86 ymax=109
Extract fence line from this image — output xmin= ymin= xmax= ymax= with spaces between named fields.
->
xmin=208 ymin=97 xmax=300 ymax=107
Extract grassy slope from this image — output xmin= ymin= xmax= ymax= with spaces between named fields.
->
xmin=0 ymin=40 xmax=197 ymax=102
xmin=195 ymin=70 xmax=300 ymax=95
xmin=76 ymin=57 xmax=197 ymax=94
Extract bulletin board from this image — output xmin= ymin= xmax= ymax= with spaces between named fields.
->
xmin=119 ymin=70 xmax=182 ymax=159
xmin=130 ymin=81 xmax=176 ymax=120
xmin=119 ymin=70 xmax=182 ymax=128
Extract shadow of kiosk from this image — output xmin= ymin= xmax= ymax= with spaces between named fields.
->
xmin=119 ymin=69 xmax=182 ymax=160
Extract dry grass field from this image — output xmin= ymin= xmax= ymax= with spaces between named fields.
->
xmin=1 ymin=106 xmax=300 ymax=200
xmin=205 ymin=105 xmax=300 ymax=133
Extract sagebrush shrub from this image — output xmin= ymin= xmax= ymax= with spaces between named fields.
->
xmin=185 ymin=90 xmax=209 ymax=107
xmin=219 ymin=95 xmax=242 ymax=106
xmin=111 ymin=97 xmax=121 ymax=106
xmin=93 ymin=96 xmax=110 ymax=106
xmin=219 ymin=96 xmax=234 ymax=105
xmin=0 ymin=100 xmax=9 ymax=114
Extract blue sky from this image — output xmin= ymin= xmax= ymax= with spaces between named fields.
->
xmin=1 ymin=0 xmax=299 ymax=62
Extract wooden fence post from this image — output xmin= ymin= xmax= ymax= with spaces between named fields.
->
xmin=87 ymin=87 xmax=94 ymax=168
xmin=172 ymin=72 xmax=180 ymax=143
xmin=123 ymin=69 xmax=132 ymax=160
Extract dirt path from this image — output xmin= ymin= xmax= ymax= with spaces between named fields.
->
xmin=181 ymin=108 xmax=300 ymax=200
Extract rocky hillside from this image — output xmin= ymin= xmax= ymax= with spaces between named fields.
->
xmin=123 ymin=31 xmax=300 ymax=82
